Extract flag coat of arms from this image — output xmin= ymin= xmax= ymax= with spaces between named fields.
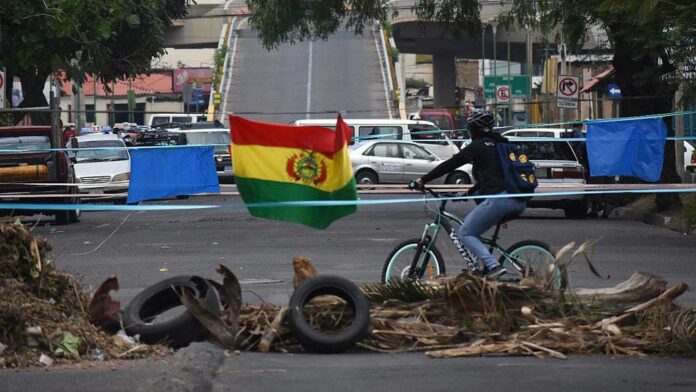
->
xmin=229 ymin=115 xmax=357 ymax=229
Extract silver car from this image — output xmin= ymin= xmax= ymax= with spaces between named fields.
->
xmin=349 ymin=140 xmax=473 ymax=185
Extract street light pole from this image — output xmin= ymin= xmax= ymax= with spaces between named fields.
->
xmin=492 ymin=22 xmax=497 ymax=123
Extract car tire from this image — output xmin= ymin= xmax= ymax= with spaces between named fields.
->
xmin=68 ymin=209 xmax=81 ymax=223
xmin=564 ymin=199 xmax=588 ymax=219
xmin=288 ymin=275 xmax=370 ymax=354
xmin=123 ymin=275 xmax=222 ymax=348
xmin=445 ymin=172 xmax=471 ymax=185
xmin=355 ymin=170 xmax=378 ymax=186
xmin=55 ymin=211 xmax=70 ymax=225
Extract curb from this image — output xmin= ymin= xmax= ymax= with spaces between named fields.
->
xmin=612 ymin=207 xmax=696 ymax=235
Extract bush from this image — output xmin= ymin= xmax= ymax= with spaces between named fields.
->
xmin=684 ymin=194 xmax=696 ymax=227
xmin=388 ymin=47 xmax=399 ymax=62
xmin=406 ymin=78 xmax=429 ymax=89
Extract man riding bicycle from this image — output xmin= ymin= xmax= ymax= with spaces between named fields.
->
xmin=411 ymin=111 xmax=526 ymax=280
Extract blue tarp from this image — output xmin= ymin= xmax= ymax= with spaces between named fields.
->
xmin=586 ymin=118 xmax=667 ymax=182
xmin=127 ymin=146 xmax=220 ymax=204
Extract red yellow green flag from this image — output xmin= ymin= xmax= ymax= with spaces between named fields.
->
xmin=229 ymin=115 xmax=357 ymax=229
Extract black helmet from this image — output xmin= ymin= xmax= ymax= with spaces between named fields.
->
xmin=467 ymin=110 xmax=495 ymax=132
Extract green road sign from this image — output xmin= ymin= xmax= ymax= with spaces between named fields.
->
xmin=484 ymin=76 xmax=530 ymax=99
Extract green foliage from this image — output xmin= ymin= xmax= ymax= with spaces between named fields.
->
xmin=212 ymin=46 xmax=229 ymax=90
xmin=246 ymin=0 xmax=397 ymax=49
xmin=0 ymin=0 xmax=190 ymax=107
xmin=388 ymin=46 xmax=399 ymax=62
xmin=406 ymin=78 xmax=428 ymax=89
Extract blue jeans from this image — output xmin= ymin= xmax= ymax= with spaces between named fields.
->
xmin=458 ymin=192 xmax=527 ymax=270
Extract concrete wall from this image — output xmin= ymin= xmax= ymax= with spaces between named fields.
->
xmin=60 ymin=96 xmax=183 ymax=127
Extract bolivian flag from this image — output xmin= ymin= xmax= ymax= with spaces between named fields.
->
xmin=229 ymin=115 xmax=357 ymax=229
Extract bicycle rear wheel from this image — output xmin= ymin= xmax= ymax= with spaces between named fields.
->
xmin=499 ymin=240 xmax=561 ymax=289
xmin=382 ymin=239 xmax=446 ymax=284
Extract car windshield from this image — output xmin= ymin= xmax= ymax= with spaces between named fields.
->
xmin=514 ymin=141 xmax=577 ymax=161
xmin=0 ymin=135 xmax=51 ymax=152
xmin=183 ymin=131 xmax=231 ymax=154
xmin=73 ymin=140 xmax=129 ymax=162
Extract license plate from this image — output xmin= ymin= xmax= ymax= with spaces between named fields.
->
xmin=88 ymin=188 xmax=104 ymax=194
xmin=225 ymin=166 xmax=233 ymax=173
xmin=534 ymin=168 xmax=548 ymax=179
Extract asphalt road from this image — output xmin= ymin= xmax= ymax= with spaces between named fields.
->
xmin=23 ymin=194 xmax=696 ymax=306
xmin=221 ymin=19 xmax=391 ymax=124
xmin=3 ymin=195 xmax=696 ymax=390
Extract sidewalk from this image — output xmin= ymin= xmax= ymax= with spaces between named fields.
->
xmin=611 ymin=195 xmax=696 ymax=235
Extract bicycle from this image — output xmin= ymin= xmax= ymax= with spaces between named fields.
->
xmin=381 ymin=187 xmax=561 ymax=288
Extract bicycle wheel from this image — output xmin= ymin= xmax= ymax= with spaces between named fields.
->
xmin=382 ymin=239 xmax=446 ymax=284
xmin=499 ymin=240 xmax=561 ymax=289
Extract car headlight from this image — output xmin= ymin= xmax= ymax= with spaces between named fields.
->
xmin=112 ymin=173 xmax=130 ymax=182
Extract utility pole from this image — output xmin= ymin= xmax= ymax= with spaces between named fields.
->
xmin=507 ymin=39 xmax=511 ymax=127
xmin=526 ymin=24 xmax=532 ymax=124
xmin=93 ymin=77 xmax=97 ymax=124
xmin=492 ymin=22 xmax=497 ymax=123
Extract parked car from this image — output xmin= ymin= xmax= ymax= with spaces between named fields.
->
xmin=147 ymin=113 xmax=206 ymax=127
xmin=685 ymin=141 xmax=695 ymax=175
xmin=0 ymin=126 xmax=80 ymax=224
xmin=349 ymin=140 xmax=474 ymax=185
xmin=502 ymin=129 xmax=587 ymax=218
xmin=293 ymin=118 xmax=461 ymax=159
xmin=167 ymin=127 xmax=232 ymax=178
xmin=68 ymin=134 xmax=130 ymax=199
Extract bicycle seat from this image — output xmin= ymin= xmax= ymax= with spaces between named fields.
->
xmin=497 ymin=212 xmax=521 ymax=226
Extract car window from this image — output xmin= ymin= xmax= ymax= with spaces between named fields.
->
xmin=515 ymin=141 xmax=577 ymax=161
xmin=366 ymin=143 xmax=399 ymax=158
xmin=408 ymin=124 xmax=447 ymax=145
xmin=0 ymin=135 xmax=51 ymax=152
xmin=72 ymin=140 xmax=129 ymax=162
xmin=402 ymin=144 xmax=434 ymax=160
xmin=358 ymin=126 xmax=401 ymax=141
xmin=171 ymin=117 xmax=194 ymax=124
xmin=537 ymin=131 xmax=556 ymax=138
xmin=151 ymin=116 xmax=170 ymax=125
xmin=182 ymin=131 xmax=231 ymax=154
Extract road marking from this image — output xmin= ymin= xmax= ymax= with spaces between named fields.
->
xmin=373 ymin=31 xmax=393 ymax=119
xmin=221 ymin=17 xmax=241 ymax=120
xmin=306 ymin=40 xmax=313 ymax=119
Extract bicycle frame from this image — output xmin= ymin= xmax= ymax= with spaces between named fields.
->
xmin=407 ymin=189 xmax=528 ymax=280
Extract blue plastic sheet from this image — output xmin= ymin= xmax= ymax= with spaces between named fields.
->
xmin=586 ymin=118 xmax=667 ymax=182
xmin=127 ymin=146 xmax=220 ymax=204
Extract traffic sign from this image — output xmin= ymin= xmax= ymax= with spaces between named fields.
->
xmin=556 ymin=75 xmax=580 ymax=109
xmin=607 ymin=83 xmax=622 ymax=100
xmin=484 ymin=76 xmax=530 ymax=99
xmin=213 ymin=92 xmax=221 ymax=105
xmin=496 ymin=85 xmax=511 ymax=104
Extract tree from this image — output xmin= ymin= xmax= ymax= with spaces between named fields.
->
xmin=246 ymin=0 xmax=694 ymax=210
xmin=0 ymin=0 xmax=190 ymax=124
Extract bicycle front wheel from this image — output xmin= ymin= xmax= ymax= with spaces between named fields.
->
xmin=382 ymin=239 xmax=446 ymax=284
xmin=499 ymin=240 xmax=561 ymax=289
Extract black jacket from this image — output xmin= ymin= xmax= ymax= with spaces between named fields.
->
xmin=421 ymin=135 xmax=507 ymax=195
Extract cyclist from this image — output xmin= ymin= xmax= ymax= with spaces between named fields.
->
xmin=411 ymin=111 xmax=526 ymax=280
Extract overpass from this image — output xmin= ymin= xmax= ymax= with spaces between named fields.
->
xmin=164 ymin=3 xmax=233 ymax=49
xmin=389 ymin=1 xmax=607 ymax=107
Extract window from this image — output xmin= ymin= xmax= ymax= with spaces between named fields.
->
xmin=537 ymin=131 xmax=557 ymax=138
xmin=408 ymin=124 xmax=446 ymax=145
xmin=85 ymin=104 xmax=96 ymax=123
xmin=71 ymin=140 xmax=128 ymax=162
xmin=402 ymin=144 xmax=434 ymax=160
xmin=516 ymin=141 xmax=577 ymax=161
xmin=0 ymin=135 xmax=51 ymax=152
xmin=358 ymin=126 xmax=401 ymax=141
xmin=367 ymin=143 xmax=399 ymax=158
xmin=182 ymin=131 xmax=231 ymax=154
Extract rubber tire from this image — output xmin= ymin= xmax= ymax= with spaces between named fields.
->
xmin=123 ymin=275 xmax=222 ymax=348
xmin=355 ymin=170 xmax=378 ymax=185
xmin=499 ymin=240 xmax=561 ymax=288
xmin=445 ymin=171 xmax=471 ymax=185
xmin=381 ymin=238 xmax=446 ymax=284
xmin=564 ymin=199 xmax=588 ymax=219
xmin=288 ymin=275 xmax=370 ymax=354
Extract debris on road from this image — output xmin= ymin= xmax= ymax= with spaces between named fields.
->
xmin=0 ymin=221 xmax=169 ymax=368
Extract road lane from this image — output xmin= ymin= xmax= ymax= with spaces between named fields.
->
xmin=26 ymin=195 xmax=696 ymax=306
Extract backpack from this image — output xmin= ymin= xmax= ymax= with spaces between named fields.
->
xmin=496 ymin=142 xmax=538 ymax=194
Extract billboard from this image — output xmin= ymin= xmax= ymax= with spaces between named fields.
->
xmin=173 ymin=68 xmax=213 ymax=94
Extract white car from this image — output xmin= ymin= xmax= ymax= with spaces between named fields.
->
xmin=69 ymin=134 xmax=130 ymax=198
xmin=349 ymin=140 xmax=474 ymax=185
xmin=685 ymin=141 xmax=695 ymax=176
xmin=502 ymin=128 xmax=587 ymax=218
